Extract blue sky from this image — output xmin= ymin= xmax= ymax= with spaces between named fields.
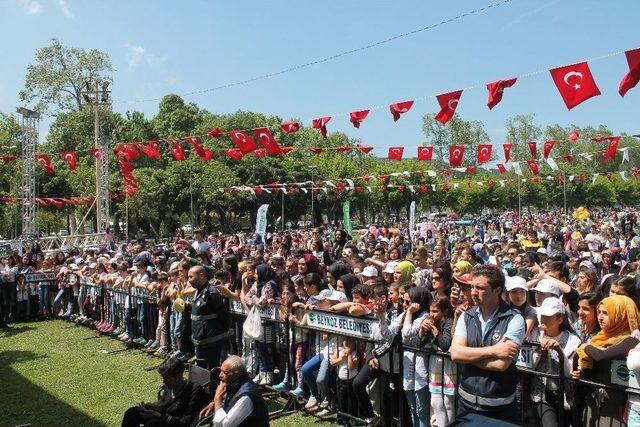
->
xmin=1 ymin=0 xmax=639 ymax=156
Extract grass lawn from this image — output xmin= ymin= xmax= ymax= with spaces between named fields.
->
xmin=0 ymin=320 xmax=334 ymax=426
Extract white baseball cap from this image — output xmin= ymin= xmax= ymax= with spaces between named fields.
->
xmin=383 ymin=261 xmax=398 ymax=274
xmin=536 ymin=247 xmax=547 ymax=255
xmin=362 ymin=266 xmax=378 ymax=278
xmin=536 ymin=297 xmax=565 ymax=316
xmin=315 ymin=289 xmax=348 ymax=303
xmin=533 ymin=279 xmax=560 ymax=296
xmin=505 ymin=276 xmax=528 ymax=292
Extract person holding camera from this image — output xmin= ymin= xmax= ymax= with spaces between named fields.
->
xmin=121 ymin=357 xmax=208 ymax=427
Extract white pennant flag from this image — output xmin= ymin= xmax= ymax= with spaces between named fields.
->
xmin=281 ymin=187 xmax=288 ymax=194
xmin=546 ymin=157 xmax=559 ymax=171
xmin=620 ymin=147 xmax=630 ymax=163
xmin=262 ymin=187 xmax=272 ymax=194
xmin=403 ymin=171 xmax=411 ymax=177
xmin=325 ymin=180 xmax=336 ymax=188
xmin=431 ymin=184 xmax=436 ymax=191
xmin=592 ymin=173 xmax=599 ymax=184
xmin=579 ymin=153 xmax=593 ymax=161
xmin=390 ymin=172 xmax=402 ymax=177
xmin=345 ymin=179 xmax=355 ymax=188
xmin=453 ymin=183 xmax=460 ymax=189
xmin=476 ymin=181 xmax=484 ymax=186
xmin=568 ymin=175 xmax=575 ymax=182
xmin=512 ymin=162 xmax=523 ymax=176
xmin=366 ymin=186 xmax=372 ymax=193
xmin=452 ymin=167 xmax=466 ymax=172
xmin=427 ymin=170 xmax=437 ymax=177
xmin=321 ymin=187 xmax=328 ymax=193
xmin=248 ymin=187 xmax=255 ymax=195
xmin=499 ymin=180 xmax=505 ymax=187
xmin=546 ymin=175 xmax=554 ymax=181
xmin=620 ymin=171 xmax=628 ymax=181
xmin=300 ymin=188 xmax=308 ymax=193
xmin=408 ymin=185 xmax=415 ymax=193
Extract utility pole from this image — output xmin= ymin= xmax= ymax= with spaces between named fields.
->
xmin=16 ymin=107 xmax=40 ymax=239
xmin=309 ymin=165 xmax=317 ymax=228
xmin=81 ymin=82 xmax=111 ymax=234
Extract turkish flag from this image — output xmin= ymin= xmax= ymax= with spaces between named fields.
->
xmin=389 ymin=100 xmax=414 ymax=122
xmin=253 ymin=127 xmax=282 ymax=156
xmin=434 ymin=90 xmax=463 ymax=124
xmin=527 ymin=160 xmax=539 ymax=175
xmin=36 ymin=198 xmax=48 ymax=207
xmin=566 ymin=154 xmax=574 ymax=164
xmin=550 ymin=61 xmax=601 ymax=110
xmin=201 ymin=149 xmax=214 ymax=161
xmin=2 ymin=155 xmax=17 ymax=164
xmin=281 ymin=146 xmax=295 ymax=155
xmin=312 ymin=117 xmax=331 ymax=137
xmin=466 ymin=166 xmax=476 ymax=174
xmin=206 ymin=128 xmax=223 ymax=138
xmin=486 ymin=78 xmax=517 ymax=109
xmin=449 ymin=145 xmax=465 ymax=167
xmin=619 ymin=48 xmax=640 ymax=97
xmin=118 ymin=160 xmax=135 ymax=174
xmin=417 ymin=146 xmax=433 ymax=161
xmin=357 ymin=143 xmax=373 ymax=154
xmin=47 ymin=198 xmax=63 ymax=209
xmin=253 ymin=186 xmax=264 ymax=196
xmin=281 ymin=122 xmax=300 ymax=133
xmin=497 ymin=163 xmax=507 ymax=174
xmin=350 ymin=110 xmax=370 ymax=128
xmin=137 ymin=141 xmax=162 ymax=159
xmin=388 ymin=147 xmax=404 ymax=161
xmin=309 ymin=147 xmax=324 ymax=155
xmin=543 ymin=140 xmax=556 ymax=159
xmin=223 ymin=149 xmax=244 ymax=161
xmin=253 ymin=149 xmax=267 ymax=158
xmin=528 ymin=141 xmax=538 ymax=158
xmin=477 ymin=144 xmax=492 ymax=164
xmin=335 ymin=146 xmax=351 ymax=153
xmin=228 ymin=130 xmax=258 ymax=154
xmin=170 ymin=140 xmax=186 ymax=161
xmin=503 ymin=143 xmax=512 ymax=162
xmin=568 ymin=131 xmax=579 ymax=141
xmin=35 ymin=154 xmax=55 ymax=175
xmin=114 ymin=144 xmax=139 ymax=161
xmin=60 ymin=150 xmax=77 ymax=171
xmin=90 ymin=148 xmax=102 ymax=159
xmin=604 ymin=136 xmax=621 ymax=163
xmin=185 ymin=136 xmax=209 ymax=160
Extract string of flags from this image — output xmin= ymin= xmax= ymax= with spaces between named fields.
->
xmin=217 ymin=167 xmax=640 ymax=197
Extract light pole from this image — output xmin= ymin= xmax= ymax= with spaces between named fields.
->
xmin=309 ymin=165 xmax=317 ymax=228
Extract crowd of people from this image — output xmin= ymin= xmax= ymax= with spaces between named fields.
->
xmin=3 ymin=208 xmax=640 ymax=426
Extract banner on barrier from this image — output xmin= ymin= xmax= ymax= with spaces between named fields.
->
xmin=230 ymin=300 xmax=279 ymax=320
xmin=611 ymin=360 xmax=640 ymax=389
xmin=516 ymin=346 xmax=535 ymax=369
xmin=23 ymin=271 xmax=56 ymax=282
xmin=306 ymin=310 xmax=378 ymax=340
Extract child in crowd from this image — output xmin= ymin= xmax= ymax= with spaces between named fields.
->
xmin=331 ymin=338 xmax=359 ymax=419
xmin=505 ymin=275 xmax=538 ymax=339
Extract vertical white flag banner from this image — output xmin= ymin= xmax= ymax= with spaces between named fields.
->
xmin=255 ymin=204 xmax=269 ymax=238
xmin=546 ymin=157 xmax=559 ymax=171
xmin=409 ymin=201 xmax=416 ymax=242
xmin=512 ymin=162 xmax=523 ymax=176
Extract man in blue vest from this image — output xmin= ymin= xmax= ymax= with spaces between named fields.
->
xmin=451 ymin=264 xmax=525 ymax=425
xmin=198 ymin=355 xmax=269 ymax=427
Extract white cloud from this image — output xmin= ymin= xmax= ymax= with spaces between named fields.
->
xmin=126 ymin=43 xmax=168 ymax=70
xmin=55 ymin=0 xmax=72 ymax=17
xmin=27 ymin=1 xmax=41 ymax=14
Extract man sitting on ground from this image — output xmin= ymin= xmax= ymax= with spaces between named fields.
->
xmin=199 ymin=355 xmax=269 ymax=426
xmin=121 ymin=357 xmax=208 ymax=427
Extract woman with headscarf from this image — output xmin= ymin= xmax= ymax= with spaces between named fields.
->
xmin=243 ymin=264 xmax=279 ymax=385
xmin=331 ymin=229 xmax=348 ymax=262
xmin=326 ymin=261 xmax=350 ymax=288
xmin=393 ymin=260 xmax=416 ymax=285
xmin=336 ymin=273 xmax=359 ymax=301
xmin=576 ymin=295 xmax=640 ymax=426
xmin=298 ymin=253 xmax=320 ymax=275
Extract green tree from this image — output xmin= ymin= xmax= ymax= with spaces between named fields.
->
xmin=422 ymin=115 xmax=490 ymax=165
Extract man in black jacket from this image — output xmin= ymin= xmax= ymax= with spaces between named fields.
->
xmin=121 ymin=358 xmax=208 ymax=427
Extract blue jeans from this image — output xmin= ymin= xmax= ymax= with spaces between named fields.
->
xmin=301 ymin=353 xmax=331 ymax=398
xmin=111 ymin=301 xmax=120 ymax=327
xmin=137 ymin=303 xmax=147 ymax=339
xmin=38 ymin=284 xmax=50 ymax=312
xmin=405 ymin=388 xmax=430 ymax=427
xmin=170 ymin=310 xmax=184 ymax=351
xmin=255 ymin=341 xmax=273 ymax=372
xmin=53 ymin=288 xmax=66 ymax=314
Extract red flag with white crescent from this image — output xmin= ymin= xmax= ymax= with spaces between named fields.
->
xmin=253 ymin=127 xmax=282 ymax=156
xmin=137 ymin=140 xmax=162 ymax=159
xmin=281 ymin=146 xmax=295 ymax=155
xmin=281 ymin=122 xmax=300 ymax=133
xmin=619 ymin=48 xmax=640 ymax=97
xmin=90 ymin=148 xmax=102 ymax=159
xmin=312 ymin=117 xmax=331 ymax=137
xmin=357 ymin=143 xmax=373 ymax=154
xmin=388 ymin=147 xmax=404 ymax=161
xmin=170 ymin=140 xmax=186 ymax=161
xmin=604 ymin=136 xmax=621 ymax=163
xmin=3 ymin=155 xmax=18 ymax=164
xmin=434 ymin=90 xmax=463 ymax=125
xmin=527 ymin=160 xmax=539 ymax=175
xmin=568 ymin=131 xmax=579 ymax=141
xmin=253 ymin=149 xmax=267 ymax=158
xmin=476 ymin=144 xmax=492 ymax=164
xmin=449 ymin=145 xmax=465 ymax=167
xmin=223 ymin=149 xmax=244 ymax=161
xmin=497 ymin=164 xmax=507 ymax=174
xmin=486 ymin=78 xmax=517 ymax=110
xmin=528 ymin=141 xmax=538 ymax=158
xmin=35 ymin=154 xmax=55 ymax=175
xmin=349 ymin=110 xmax=370 ymax=128
xmin=543 ymin=140 xmax=556 ymax=159
xmin=114 ymin=144 xmax=139 ymax=161
xmin=206 ymin=128 xmax=223 ymax=138
xmin=47 ymin=198 xmax=63 ymax=209
xmin=417 ymin=146 xmax=433 ymax=161
xmin=566 ymin=154 xmax=574 ymax=164
xmin=118 ymin=160 xmax=135 ymax=174
xmin=60 ymin=150 xmax=77 ymax=171
xmin=309 ymin=147 xmax=324 ymax=155
xmin=229 ymin=130 xmax=258 ymax=154
xmin=389 ymin=100 xmax=414 ymax=122
xmin=503 ymin=143 xmax=512 ymax=163
xmin=549 ymin=61 xmax=601 ymax=110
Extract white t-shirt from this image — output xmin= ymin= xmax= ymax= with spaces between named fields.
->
xmin=337 ymin=348 xmax=358 ymax=380
xmin=585 ymin=233 xmax=602 ymax=251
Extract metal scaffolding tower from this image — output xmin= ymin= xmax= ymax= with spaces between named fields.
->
xmin=81 ymin=83 xmax=111 ymax=233
xmin=16 ymin=107 xmax=40 ymax=239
